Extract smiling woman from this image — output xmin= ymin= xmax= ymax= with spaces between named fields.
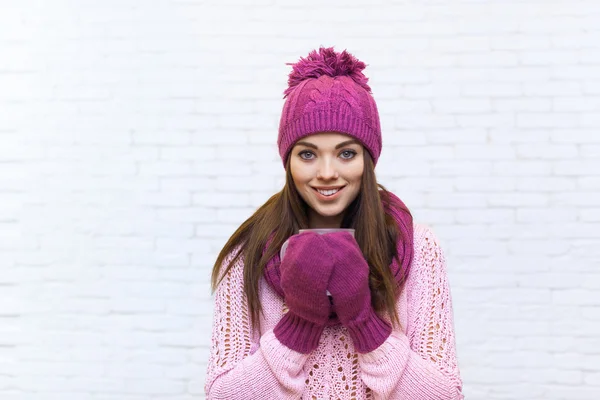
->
xmin=205 ymin=46 xmax=464 ymax=399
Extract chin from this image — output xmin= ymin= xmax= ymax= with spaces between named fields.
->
xmin=312 ymin=205 xmax=346 ymax=217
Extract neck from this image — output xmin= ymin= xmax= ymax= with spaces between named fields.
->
xmin=308 ymin=210 xmax=344 ymax=229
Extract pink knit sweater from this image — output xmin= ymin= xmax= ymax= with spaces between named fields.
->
xmin=205 ymin=224 xmax=464 ymax=399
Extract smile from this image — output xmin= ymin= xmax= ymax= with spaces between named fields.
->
xmin=312 ymin=186 xmax=345 ymax=200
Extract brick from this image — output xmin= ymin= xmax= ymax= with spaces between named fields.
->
xmin=454 ymin=176 xmax=516 ymax=192
xmin=579 ymin=208 xmax=600 ymax=222
xmin=462 ymin=83 xmax=522 ymax=97
xmin=554 ymin=160 xmax=600 ymax=175
xmin=433 ymin=98 xmax=492 ymax=113
xmin=431 ymin=160 xmax=493 ymax=176
xmin=517 ymin=143 xmax=579 ymax=159
xmin=553 ymin=290 xmax=599 ymax=306
xmin=516 ymin=208 xmax=577 ymax=223
xmin=455 ymin=209 xmax=515 ymax=224
xmin=551 ymin=130 xmax=600 ymax=143
xmin=494 ymin=98 xmax=552 ymax=112
xmin=455 ymin=144 xmax=516 ymax=159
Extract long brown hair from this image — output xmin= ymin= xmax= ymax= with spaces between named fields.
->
xmin=211 ymin=150 xmax=412 ymax=330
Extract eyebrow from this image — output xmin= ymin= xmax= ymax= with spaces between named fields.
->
xmin=295 ymin=139 xmax=360 ymax=150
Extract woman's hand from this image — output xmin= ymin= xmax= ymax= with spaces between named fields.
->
xmin=322 ymin=232 xmax=392 ymax=353
xmin=274 ymin=232 xmax=335 ymax=354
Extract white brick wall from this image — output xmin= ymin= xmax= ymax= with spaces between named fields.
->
xmin=2 ymin=0 xmax=599 ymax=399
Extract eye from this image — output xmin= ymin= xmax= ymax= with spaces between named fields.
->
xmin=298 ymin=150 xmax=315 ymax=160
xmin=340 ymin=150 xmax=357 ymax=159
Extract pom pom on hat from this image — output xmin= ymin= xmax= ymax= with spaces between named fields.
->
xmin=283 ymin=46 xmax=372 ymax=98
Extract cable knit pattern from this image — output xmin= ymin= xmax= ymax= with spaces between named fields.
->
xmin=205 ymin=224 xmax=464 ymax=399
xmin=303 ymin=76 xmax=364 ymax=118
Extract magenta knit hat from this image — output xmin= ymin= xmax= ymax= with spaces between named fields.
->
xmin=277 ymin=46 xmax=382 ymax=168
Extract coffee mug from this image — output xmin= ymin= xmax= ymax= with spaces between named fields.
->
xmin=280 ymin=229 xmax=355 ymax=260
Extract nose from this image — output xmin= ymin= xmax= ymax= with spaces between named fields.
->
xmin=316 ymin=157 xmax=339 ymax=180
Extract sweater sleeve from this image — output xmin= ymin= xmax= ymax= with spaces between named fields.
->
xmin=204 ymin=249 xmax=310 ymax=399
xmin=357 ymin=226 xmax=464 ymax=399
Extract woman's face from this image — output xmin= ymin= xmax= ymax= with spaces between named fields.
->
xmin=289 ymin=132 xmax=364 ymax=229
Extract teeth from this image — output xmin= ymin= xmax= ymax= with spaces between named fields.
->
xmin=317 ymin=188 xmax=340 ymax=196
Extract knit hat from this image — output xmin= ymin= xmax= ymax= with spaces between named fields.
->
xmin=277 ymin=46 xmax=382 ymax=168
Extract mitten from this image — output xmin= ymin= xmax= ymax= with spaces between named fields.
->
xmin=273 ymin=232 xmax=335 ymax=354
xmin=323 ymin=232 xmax=391 ymax=353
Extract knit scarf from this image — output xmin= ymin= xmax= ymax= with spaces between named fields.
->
xmin=262 ymin=191 xmax=414 ymax=324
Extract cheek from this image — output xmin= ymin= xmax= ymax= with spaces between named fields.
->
xmin=290 ymin=160 xmax=312 ymax=183
xmin=346 ymin=161 xmax=364 ymax=182
xmin=290 ymin=164 xmax=311 ymax=193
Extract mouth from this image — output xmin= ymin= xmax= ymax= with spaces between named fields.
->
xmin=311 ymin=186 xmax=346 ymax=201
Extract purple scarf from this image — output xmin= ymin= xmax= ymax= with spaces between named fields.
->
xmin=263 ymin=191 xmax=414 ymax=312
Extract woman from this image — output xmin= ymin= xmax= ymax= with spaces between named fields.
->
xmin=205 ymin=46 xmax=464 ymax=399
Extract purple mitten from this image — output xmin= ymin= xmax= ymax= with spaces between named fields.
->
xmin=273 ymin=232 xmax=335 ymax=354
xmin=322 ymin=232 xmax=392 ymax=353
